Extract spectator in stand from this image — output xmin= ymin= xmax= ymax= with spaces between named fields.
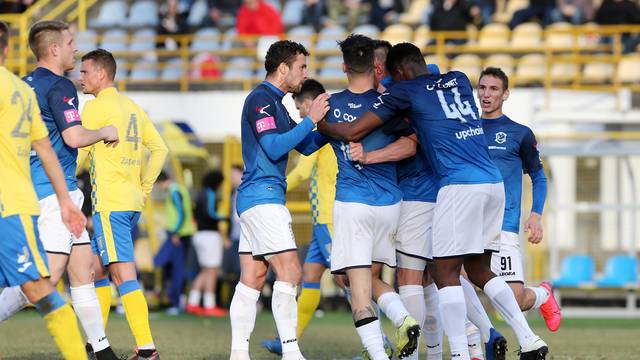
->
xmin=367 ymin=0 xmax=404 ymax=30
xmin=327 ymin=0 xmax=368 ymax=31
xmin=554 ymin=0 xmax=594 ymax=24
xmin=236 ymin=0 xmax=283 ymax=38
xmin=301 ymin=0 xmax=326 ymax=32
xmin=205 ymin=0 xmax=242 ymax=27
xmin=429 ymin=0 xmax=480 ymax=44
xmin=0 ymin=0 xmax=34 ymax=13
xmin=186 ymin=171 xmax=229 ymax=317
xmin=509 ymin=0 xmax=557 ymax=28
xmin=595 ymin=0 xmax=640 ymax=53
xmin=158 ymin=0 xmax=189 ymax=50
xmin=222 ymin=165 xmax=243 ymax=281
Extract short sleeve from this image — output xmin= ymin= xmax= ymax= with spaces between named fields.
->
xmin=520 ymin=128 xmax=543 ymax=174
xmin=47 ymin=79 xmax=82 ymax=132
xmin=246 ymin=92 xmax=281 ymax=140
xmin=370 ymin=84 xmax=412 ymax=123
xmin=29 ymin=90 xmax=48 ymax=141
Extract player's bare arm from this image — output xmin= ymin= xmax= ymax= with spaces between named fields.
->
xmin=31 ymin=136 xmax=86 ymax=238
xmin=61 ymin=123 xmax=119 ymax=149
xmin=317 ymin=111 xmax=384 ymax=143
xmin=349 ymin=134 xmax=417 ymax=165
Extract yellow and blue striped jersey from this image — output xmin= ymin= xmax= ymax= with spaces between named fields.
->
xmin=0 ymin=67 xmax=48 ymax=217
xmin=286 ymin=144 xmax=337 ymax=225
xmin=78 ymin=87 xmax=168 ymax=213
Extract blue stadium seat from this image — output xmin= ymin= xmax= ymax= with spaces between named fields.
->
xmin=316 ymin=26 xmax=346 ymax=52
xmin=288 ymin=25 xmax=314 ymax=49
xmin=352 ymin=24 xmax=380 ymax=39
xmin=76 ymin=29 xmax=98 ymax=53
xmin=282 ymin=0 xmax=304 ymax=27
xmin=254 ymin=67 xmax=267 ymax=80
xmin=596 ymin=255 xmax=638 ymax=288
xmin=90 ymin=0 xmax=128 ymax=28
xmin=128 ymin=28 xmax=157 ymax=52
xmin=220 ymin=28 xmax=237 ymax=51
xmin=319 ymin=67 xmax=344 ymax=79
xmin=100 ymin=29 xmax=129 ymax=52
xmin=552 ymin=255 xmax=595 ymax=288
xmin=187 ymin=0 xmax=209 ymax=27
xmin=224 ymin=57 xmax=254 ymax=79
xmin=161 ymin=58 xmax=184 ymax=81
xmin=130 ymin=60 xmax=158 ymax=81
xmin=116 ymin=59 xmax=129 ymax=79
xmin=126 ymin=0 xmax=159 ymax=28
xmin=191 ymin=28 xmax=220 ymax=52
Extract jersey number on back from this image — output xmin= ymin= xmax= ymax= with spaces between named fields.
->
xmin=436 ymin=87 xmax=477 ymax=123
xmin=126 ymin=114 xmax=141 ymax=150
xmin=10 ymin=91 xmax=32 ymax=139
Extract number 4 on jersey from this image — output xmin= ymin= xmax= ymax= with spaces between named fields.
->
xmin=126 ymin=114 xmax=141 ymax=150
xmin=436 ymin=87 xmax=477 ymax=123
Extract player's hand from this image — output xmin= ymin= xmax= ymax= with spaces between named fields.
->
xmin=59 ymin=199 xmax=86 ymax=238
xmin=171 ymin=234 xmax=181 ymax=246
xmin=524 ymin=212 xmax=543 ymax=244
xmin=100 ymin=125 xmax=119 ymax=147
xmin=308 ymin=93 xmax=330 ymax=124
xmin=349 ymin=142 xmax=367 ymax=164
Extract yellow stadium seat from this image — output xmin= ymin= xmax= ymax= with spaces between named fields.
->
xmin=484 ymin=54 xmax=515 ymax=77
xmin=381 ymin=24 xmax=413 ymax=45
xmin=478 ymin=23 xmax=510 ymax=48
xmin=511 ymin=22 xmax=542 ymax=48
xmin=425 ymin=55 xmax=448 ymax=73
xmin=399 ymin=0 xmax=429 ymax=25
xmin=493 ymin=0 xmax=529 ymax=24
xmin=582 ymin=60 xmax=615 ymax=84
xmin=414 ymin=25 xmax=431 ymax=48
xmin=617 ymin=55 xmax=640 ymax=84
xmin=545 ymin=22 xmax=574 ymax=49
xmin=450 ymin=54 xmax=482 ymax=83
xmin=515 ymin=53 xmax=545 ymax=84
xmin=550 ymin=62 xmax=578 ymax=83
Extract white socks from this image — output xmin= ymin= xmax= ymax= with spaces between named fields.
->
xmin=399 ymin=285 xmax=425 ymax=360
xmin=355 ymin=319 xmax=388 ymax=360
xmin=527 ymin=286 xmax=550 ymax=310
xmin=483 ymin=277 xmax=536 ymax=347
xmin=204 ymin=292 xmax=216 ymax=308
xmin=423 ymin=283 xmax=443 ymax=360
xmin=0 ymin=286 xmax=29 ymax=322
xmin=230 ymin=282 xmax=260 ymax=352
xmin=460 ymin=276 xmax=493 ymax=343
xmin=272 ymin=281 xmax=300 ymax=355
xmin=466 ymin=320 xmax=484 ymax=360
xmin=70 ymin=283 xmax=110 ymax=352
xmin=377 ymin=291 xmax=410 ymax=327
xmin=438 ymin=286 xmax=470 ymax=360
xmin=188 ymin=289 xmax=201 ymax=306
xmin=189 ymin=289 xmax=216 ymax=308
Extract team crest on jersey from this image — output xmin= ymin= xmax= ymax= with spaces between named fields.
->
xmin=495 ymin=132 xmax=507 ymax=144
xmin=256 ymin=104 xmax=271 ymax=116
xmin=63 ymin=96 xmax=76 ymax=107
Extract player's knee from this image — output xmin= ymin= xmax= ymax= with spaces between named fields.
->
xmin=397 ymin=267 xmax=424 ymax=286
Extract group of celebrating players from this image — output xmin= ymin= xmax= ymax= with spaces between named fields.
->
xmin=232 ymin=35 xmax=561 ymax=360
xmin=1 ymin=20 xmax=165 ymax=359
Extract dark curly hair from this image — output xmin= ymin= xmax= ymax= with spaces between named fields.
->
xmin=264 ymin=40 xmax=309 ymax=75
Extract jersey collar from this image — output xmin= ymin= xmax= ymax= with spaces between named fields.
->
xmin=262 ymin=81 xmax=285 ymax=99
xmin=97 ymin=87 xmax=118 ymax=98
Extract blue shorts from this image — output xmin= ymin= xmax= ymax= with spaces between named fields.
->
xmin=93 ymin=211 xmax=141 ymax=265
xmin=304 ymin=224 xmax=332 ymax=268
xmin=0 ymin=215 xmax=49 ymax=287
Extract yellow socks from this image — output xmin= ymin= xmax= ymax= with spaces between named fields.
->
xmin=297 ymin=282 xmax=321 ymax=338
xmin=118 ymin=280 xmax=155 ymax=349
xmin=94 ymin=278 xmax=112 ymax=329
xmin=36 ymin=292 xmax=87 ymax=360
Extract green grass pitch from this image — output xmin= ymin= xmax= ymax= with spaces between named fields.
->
xmin=1 ymin=311 xmax=638 ymax=359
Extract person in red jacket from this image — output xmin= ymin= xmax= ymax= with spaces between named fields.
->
xmin=236 ymin=0 xmax=284 ymax=40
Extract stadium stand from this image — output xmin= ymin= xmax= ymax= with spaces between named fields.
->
xmin=553 ymin=255 xmax=596 ymax=288
xmin=90 ymin=0 xmax=127 ymax=28
xmin=125 ymin=0 xmax=159 ymax=28
xmin=596 ymin=255 xmax=639 ymax=289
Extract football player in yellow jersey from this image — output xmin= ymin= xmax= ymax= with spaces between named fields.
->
xmin=262 ymin=79 xmax=339 ymax=355
xmin=0 ymin=21 xmax=87 ymax=360
xmin=78 ymin=49 xmax=168 ymax=360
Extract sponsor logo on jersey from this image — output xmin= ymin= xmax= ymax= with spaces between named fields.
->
xmin=256 ymin=116 xmax=276 ymax=133
xmin=495 ymin=131 xmax=507 ymax=144
xmin=63 ymin=109 xmax=81 ymax=123
xmin=455 ymin=127 xmax=484 ymax=140
xmin=348 ymin=102 xmax=362 ymax=109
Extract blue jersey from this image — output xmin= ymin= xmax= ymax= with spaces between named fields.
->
xmin=384 ymin=118 xmax=439 ymax=202
xmin=370 ymin=71 xmax=502 ymax=188
xmin=237 ymin=82 xmax=313 ymax=214
xmin=24 ymin=68 xmax=81 ymax=199
xmin=328 ymin=89 xmax=402 ymax=206
xmin=483 ymin=115 xmax=543 ymax=233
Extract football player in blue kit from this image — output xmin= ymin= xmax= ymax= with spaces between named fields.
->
xmin=318 ymin=43 xmax=549 ymax=360
xmin=479 ymin=67 xmax=561 ymax=332
xmin=229 ymin=40 xmax=329 ymax=360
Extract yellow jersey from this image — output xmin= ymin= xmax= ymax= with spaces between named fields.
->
xmin=287 ymin=143 xmax=337 ymax=225
xmin=0 ymin=67 xmax=48 ymax=217
xmin=79 ymin=87 xmax=168 ymax=213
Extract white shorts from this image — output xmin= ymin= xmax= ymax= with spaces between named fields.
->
xmin=238 ymin=204 xmax=296 ymax=259
xmin=396 ymin=201 xmax=435 ymax=270
xmin=38 ymin=189 xmax=91 ymax=255
xmin=330 ymin=201 xmax=400 ymax=274
xmin=193 ymin=230 xmax=223 ymax=268
xmin=432 ymin=183 xmax=504 ymax=259
xmin=491 ymin=231 xmax=524 ymax=283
